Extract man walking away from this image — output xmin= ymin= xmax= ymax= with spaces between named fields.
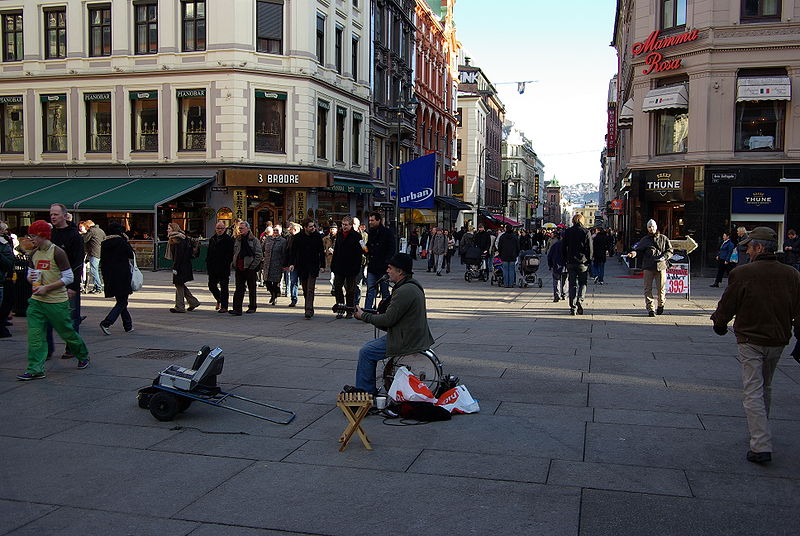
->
xmin=18 ymin=220 xmax=89 ymax=380
xmin=331 ymin=216 xmax=363 ymax=318
xmin=83 ymin=220 xmax=105 ymax=293
xmin=206 ymin=220 xmax=234 ymax=312
xmin=48 ymin=204 xmax=84 ymax=359
xmin=592 ymin=228 xmax=609 ymax=284
xmin=364 ymin=211 xmax=394 ymax=311
xmin=562 ymin=214 xmax=592 ymax=315
xmin=496 ymin=225 xmax=520 ymax=288
xmin=547 ymin=232 xmax=567 ymax=302
xmin=711 ymin=226 xmax=800 ymax=464
xmin=288 ymin=219 xmax=325 ymax=319
xmin=627 ymin=219 xmax=672 ymax=317
xmin=229 ymin=221 xmax=262 ymax=315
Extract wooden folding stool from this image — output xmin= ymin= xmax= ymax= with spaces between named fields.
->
xmin=336 ymin=392 xmax=374 ymax=451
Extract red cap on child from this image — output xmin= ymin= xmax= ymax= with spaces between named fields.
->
xmin=28 ymin=220 xmax=52 ymax=240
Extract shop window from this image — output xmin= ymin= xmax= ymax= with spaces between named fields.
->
xmin=317 ymin=101 xmax=329 ymax=159
xmin=85 ymin=93 xmax=112 ymax=153
xmin=134 ymin=1 xmax=158 ymax=55
xmin=316 ymin=14 xmax=325 ymax=64
xmin=352 ymin=113 xmax=362 ymax=165
xmin=0 ymin=97 xmax=23 ymax=153
xmin=2 ymin=12 xmax=23 ymax=62
xmin=256 ymin=0 xmax=283 ymax=54
xmin=660 ymin=0 xmax=686 ymax=31
xmin=741 ymin=0 xmax=780 ymax=22
xmin=335 ymin=107 xmax=346 ymax=162
xmin=177 ymin=89 xmax=206 ymax=151
xmin=130 ymin=92 xmax=158 ymax=152
xmin=44 ymin=8 xmax=67 ymax=59
xmin=351 ymin=35 xmax=359 ymax=79
xmin=735 ymin=101 xmax=784 ymax=152
xmin=655 ymin=109 xmax=688 ymax=155
xmin=88 ymin=5 xmax=111 ymax=57
xmin=181 ymin=0 xmax=206 ymax=52
xmin=216 ymin=207 xmax=233 ymax=225
xmin=335 ymin=26 xmax=343 ymax=74
xmin=42 ymin=95 xmax=67 ymax=153
xmin=254 ymin=91 xmax=286 ymax=153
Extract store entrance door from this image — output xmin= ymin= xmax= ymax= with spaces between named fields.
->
xmin=653 ymin=203 xmax=685 ymax=239
xmin=253 ymin=202 xmax=282 ymax=233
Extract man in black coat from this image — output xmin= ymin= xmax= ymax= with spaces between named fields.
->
xmin=47 ymin=204 xmax=84 ymax=358
xmin=206 ymin=220 xmax=235 ymax=313
xmin=364 ymin=211 xmax=394 ymax=311
xmin=562 ymin=213 xmax=593 ymax=315
xmin=331 ymin=215 xmax=363 ymax=318
xmin=288 ymin=219 xmax=326 ymax=319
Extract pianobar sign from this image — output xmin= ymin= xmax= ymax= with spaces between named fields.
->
xmin=224 ymin=169 xmax=332 ymax=188
xmin=632 ymin=29 xmax=699 ymax=75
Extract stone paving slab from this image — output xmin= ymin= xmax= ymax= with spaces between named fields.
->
xmin=407 ymin=449 xmax=551 ymax=483
xmin=0 ymin=499 xmax=57 ymax=535
xmin=4 ymin=507 xmax=199 ymax=536
xmin=177 ymin=462 xmax=581 ymax=536
xmin=547 ymin=459 xmax=692 ymax=496
xmin=149 ymin=429 xmax=306 ymax=462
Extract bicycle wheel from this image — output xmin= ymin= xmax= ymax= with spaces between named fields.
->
xmin=381 ymin=350 xmax=443 ymax=395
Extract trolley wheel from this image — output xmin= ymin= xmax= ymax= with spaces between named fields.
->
xmin=465 ymin=272 xmax=472 ymax=282
xmin=381 ymin=351 xmax=443 ymax=394
xmin=178 ymin=398 xmax=193 ymax=413
xmin=137 ymin=387 xmax=156 ymax=409
xmin=149 ymin=392 xmax=181 ymax=422
xmin=538 ymin=279 xmax=543 ymax=288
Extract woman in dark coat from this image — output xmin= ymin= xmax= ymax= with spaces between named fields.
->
xmin=167 ymin=222 xmax=200 ymax=313
xmin=261 ymin=226 xmax=288 ymax=305
xmin=99 ymin=222 xmax=135 ymax=334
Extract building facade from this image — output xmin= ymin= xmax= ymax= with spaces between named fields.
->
xmin=611 ymin=0 xmax=800 ymax=272
xmin=543 ymin=177 xmax=562 ymax=224
xmin=0 ymin=0 xmax=372 ymax=242
xmin=502 ymin=122 xmax=545 ymax=228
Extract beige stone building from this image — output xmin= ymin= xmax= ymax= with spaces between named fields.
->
xmin=0 ymin=0 xmax=371 ymax=241
xmin=611 ymin=0 xmax=800 ymax=271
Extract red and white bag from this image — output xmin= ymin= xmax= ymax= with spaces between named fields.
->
xmin=435 ymin=385 xmax=480 ymax=414
xmin=388 ymin=366 xmax=437 ymax=403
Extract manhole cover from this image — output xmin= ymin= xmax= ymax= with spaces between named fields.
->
xmin=123 ymin=349 xmax=194 ymax=360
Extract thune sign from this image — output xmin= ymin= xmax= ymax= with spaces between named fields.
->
xmin=631 ymin=29 xmax=699 ymax=75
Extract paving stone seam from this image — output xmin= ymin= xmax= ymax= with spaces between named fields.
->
xmin=170 ymin=459 xmax=259 ymax=519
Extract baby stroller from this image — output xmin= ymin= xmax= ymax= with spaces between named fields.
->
xmin=463 ymin=246 xmax=487 ymax=282
xmin=489 ymin=256 xmax=504 ymax=287
xmin=517 ymin=250 xmax=543 ymax=288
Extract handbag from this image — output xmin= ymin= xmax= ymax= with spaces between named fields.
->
xmin=130 ymin=253 xmax=144 ymax=291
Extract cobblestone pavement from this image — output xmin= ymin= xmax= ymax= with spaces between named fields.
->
xmin=1 ymin=257 xmax=799 ymax=535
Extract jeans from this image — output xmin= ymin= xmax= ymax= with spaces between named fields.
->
xmin=501 ymin=261 xmax=516 ymax=287
xmin=552 ymin=270 xmax=567 ymax=298
xmin=356 ymin=335 xmax=387 ymax=393
xmin=364 ymin=271 xmax=390 ymax=311
xmin=567 ymin=264 xmax=588 ymax=309
xmin=46 ymin=291 xmax=81 ymax=356
xmin=232 ymin=269 xmax=258 ymax=312
xmin=592 ymin=261 xmax=606 ymax=283
xmin=207 ymin=271 xmax=230 ymax=309
xmin=102 ymin=294 xmax=132 ymax=330
xmin=88 ymin=256 xmax=103 ymax=290
xmin=288 ymin=270 xmax=299 ymax=304
xmin=739 ymin=343 xmax=783 ymax=452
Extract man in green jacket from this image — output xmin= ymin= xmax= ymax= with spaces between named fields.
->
xmin=711 ymin=226 xmax=800 ymax=464
xmin=348 ymin=253 xmax=435 ymax=394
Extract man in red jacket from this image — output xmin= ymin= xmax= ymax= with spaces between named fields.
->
xmin=711 ymin=226 xmax=800 ymax=464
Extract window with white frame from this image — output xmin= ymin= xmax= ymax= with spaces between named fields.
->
xmin=41 ymin=95 xmax=67 ymax=153
xmin=0 ymin=96 xmax=23 ymax=153
xmin=254 ymin=90 xmax=286 ymax=153
xmin=130 ymin=91 xmax=158 ymax=152
xmin=177 ymin=89 xmax=206 ymax=151
xmin=85 ymin=92 xmax=112 ymax=153
xmin=256 ymin=0 xmax=283 ymax=54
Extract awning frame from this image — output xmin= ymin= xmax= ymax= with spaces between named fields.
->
xmin=642 ymin=85 xmax=689 ymax=112
xmin=736 ymin=76 xmax=791 ymax=102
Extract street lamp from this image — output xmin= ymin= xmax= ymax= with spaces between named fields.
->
xmin=503 ymin=169 xmax=514 ymax=220
xmin=476 ymin=146 xmax=489 ymax=228
xmin=393 ymin=93 xmax=419 ymax=241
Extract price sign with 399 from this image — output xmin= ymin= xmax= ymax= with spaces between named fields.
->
xmin=666 ymin=264 xmax=690 ymax=295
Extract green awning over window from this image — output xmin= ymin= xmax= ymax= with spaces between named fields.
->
xmin=0 ymin=177 xmax=214 ymax=212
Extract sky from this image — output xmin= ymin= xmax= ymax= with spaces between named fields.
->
xmin=454 ymin=0 xmax=618 ymax=186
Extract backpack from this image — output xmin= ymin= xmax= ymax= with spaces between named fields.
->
xmin=189 ymin=237 xmax=201 ymax=259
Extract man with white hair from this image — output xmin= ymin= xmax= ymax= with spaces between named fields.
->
xmin=627 ymin=219 xmax=672 ymax=317
xmin=711 ymin=226 xmax=800 ymax=464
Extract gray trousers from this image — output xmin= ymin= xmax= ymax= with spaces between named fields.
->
xmin=174 ymin=283 xmax=199 ymax=312
xmin=739 ymin=343 xmax=783 ymax=453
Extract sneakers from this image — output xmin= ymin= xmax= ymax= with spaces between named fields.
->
xmin=124 ymin=327 xmax=134 ymax=333
xmin=99 ymin=323 xmax=111 ymax=336
xmin=746 ymin=450 xmax=771 ymax=464
xmin=77 ymin=359 xmax=90 ymax=370
xmin=17 ymin=371 xmax=46 ymax=381
xmin=656 ymin=305 xmax=664 ymax=315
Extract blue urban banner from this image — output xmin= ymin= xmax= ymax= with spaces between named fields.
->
xmin=731 ymin=187 xmax=786 ymax=215
xmin=399 ymin=153 xmax=436 ymax=209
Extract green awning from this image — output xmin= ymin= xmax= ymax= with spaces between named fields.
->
xmin=77 ymin=178 xmax=214 ymax=212
xmin=0 ymin=177 xmax=214 ymax=212
xmin=0 ymin=179 xmax=67 ymax=208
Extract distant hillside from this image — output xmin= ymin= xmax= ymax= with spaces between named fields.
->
xmin=560 ymin=183 xmax=599 ymax=204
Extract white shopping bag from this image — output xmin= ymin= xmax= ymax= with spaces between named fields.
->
xmin=388 ymin=366 xmax=437 ymax=403
xmin=435 ymin=385 xmax=480 ymax=414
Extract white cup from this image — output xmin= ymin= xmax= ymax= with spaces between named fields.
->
xmin=374 ymin=395 xmax=388 ymax=410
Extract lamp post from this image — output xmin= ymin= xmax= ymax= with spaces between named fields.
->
xmin=393 ymin=93 xmax=419 ymax=243
xmin=476 ymin=146 xmax=489 ymax=228
xmin=503 ymin=169 xmax=514 ymax=220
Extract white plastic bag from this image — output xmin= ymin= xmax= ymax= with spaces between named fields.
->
xmin=388 ymin=366 xmax=437 ymax=403
xmin=130 ymin=253 xmax=144 ymax=292
xmin=435 ymin=385 xmax=480 ymax=414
